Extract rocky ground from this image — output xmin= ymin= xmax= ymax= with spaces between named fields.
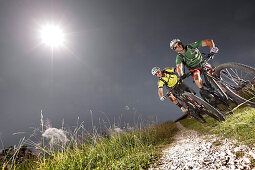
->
xmin=150 ymin=122 xmax=255 ymax=170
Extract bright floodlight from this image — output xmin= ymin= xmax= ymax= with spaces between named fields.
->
xmin=39 ymin=24 xmax=65 ymax=48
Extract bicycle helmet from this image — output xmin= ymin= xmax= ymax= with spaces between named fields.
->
xmin=151 ymin=67 xmax=160 ymax=76
xmin=169 ymin=39 xmax=181 ymax=49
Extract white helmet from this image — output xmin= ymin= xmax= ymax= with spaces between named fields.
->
xmin=151 ymin=67 xmax=160 ymax=76
xmin=169 ymin=39 xmax=181 ymax=49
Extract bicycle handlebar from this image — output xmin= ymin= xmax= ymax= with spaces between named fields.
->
xmin=202 ymin=52 xmax=215 ymax=63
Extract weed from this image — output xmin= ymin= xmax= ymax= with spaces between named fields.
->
xmin=0 ymin=119 xmax=178 ymax=169
xmin=235 ymin=151 xmax=245 ymax=158
xmin=212 ymin=140 xmax=221 ymax=146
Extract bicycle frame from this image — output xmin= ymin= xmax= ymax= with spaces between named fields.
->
xmin=198 ymin=54 xmax=229 ymax=101
xmin=180 ymin=95 xmax=203 ymax=110
xmin=202 ymin=68 xmax=229 ymax=100
xmin=164 ymin=71 xmax=226 ymax=122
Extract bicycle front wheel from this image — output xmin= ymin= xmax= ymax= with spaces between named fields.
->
xmin=183 ymin=92 xmax=226 ymax=122
xmin=215 ymin=62 xmax=255 ymax=107
xmin=188 ymin=109 xmax=206 ymax=123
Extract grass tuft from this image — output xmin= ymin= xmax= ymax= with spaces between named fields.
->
xmin=0 ymin=120 xmax=178 ymax=169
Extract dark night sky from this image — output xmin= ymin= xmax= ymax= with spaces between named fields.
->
xmin=0 ymin=0 xmax=255 ymax=146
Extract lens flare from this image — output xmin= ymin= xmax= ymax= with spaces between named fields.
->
xmin=39 ymin=24 xmax=65 ymax=48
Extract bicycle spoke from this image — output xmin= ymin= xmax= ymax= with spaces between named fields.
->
xmin=230 ymin=68 xmax=240 ymax=80
xmin=242 ymin=71 xmax=249 ymax=80
xmin=216 ymin=63 xmax=255 ymax=106
xmin=224 ymin=69 xmax=239 ymax=86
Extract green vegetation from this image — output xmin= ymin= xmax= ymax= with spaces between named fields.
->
xmin=2 ymin=107 xmax=254 ymax=169
xmin=235 ymin=151 xmax=245 ymax=158
xmin=0 ymin=121 xmax=178 ymax=169
xmin=212 ymin=140 xmax=221 ymax=146
xmin=179 ymin=107 xmax=255 ymax=147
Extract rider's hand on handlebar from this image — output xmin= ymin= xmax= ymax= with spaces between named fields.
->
xmin=160 ymin=96 xmax=166 ymax=101
xmin=208 ymin=54 xmax=214 ymax=60
xmin=208 ymin=47 xmax=218 ymax=60
xmin=210 ymin=47 xmax=219 ymax=54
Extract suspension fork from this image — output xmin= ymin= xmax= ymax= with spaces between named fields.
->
xmin=202 ymin=71 xmax=212 ymax=89
xmin=207 ymin=73 xmax=229 ymax=100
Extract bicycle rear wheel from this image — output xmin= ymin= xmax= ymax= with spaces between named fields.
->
xmin=215 ymin=62 xmax=255 ymax=107
xmin=183 ymin=92 xmax=226 ymax=122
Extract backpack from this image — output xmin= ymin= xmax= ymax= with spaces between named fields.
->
xmin=159 ymin=68 xmax=176 ymax=89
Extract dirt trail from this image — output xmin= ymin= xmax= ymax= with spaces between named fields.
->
xmin=150 ymin=122 xmax=255 ymax=170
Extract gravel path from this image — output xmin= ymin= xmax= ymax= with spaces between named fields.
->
xmin=150 ymin=122 xmax=255 ymax=170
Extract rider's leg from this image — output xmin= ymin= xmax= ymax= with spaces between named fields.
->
xmin=193 ymin=70 xmax=206 ymax=93
xmin=168 ymin=93 xmax=179 ymax=105
xmin=193 ymin=71 xmax=203 ymax=89
xmin=168 ymin=93 xmax=187 ymax=113
xmin=194 ymin=70 xmax=215 ymax=102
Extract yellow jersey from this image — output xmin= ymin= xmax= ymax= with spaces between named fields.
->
xmin=158 ymin=68 xmax=178 ymax=88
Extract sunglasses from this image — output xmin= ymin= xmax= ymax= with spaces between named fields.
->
xmin=173 ymin=42 xmax=182 ymax=50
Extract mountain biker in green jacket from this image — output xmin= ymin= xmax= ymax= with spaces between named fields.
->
xmin=151 ymin=66 xmax=189 ymax=114
xmin=169 ymin=39 xmax=219 ymax=97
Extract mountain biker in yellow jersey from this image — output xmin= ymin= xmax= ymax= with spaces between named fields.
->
xmin=151 ymin=66 xmax=191 ymax=113
xmin=169 ymin=39 xmax=219 ymax=98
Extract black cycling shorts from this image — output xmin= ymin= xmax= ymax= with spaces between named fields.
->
xmin=168 ymin=82 xmax=195 ymax=95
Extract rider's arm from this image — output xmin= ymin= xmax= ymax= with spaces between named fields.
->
xmin=164 ymin=67 xmax=175 ymax=73
xmin=176 ymin=63 xmax=183 ymax=76
xmin=158 ymin=87 xmax=163 ymax=98
xmin=176 ymin=55 xmax=183 ymax=76
xmin=202 ymin=39 xmax=215 ymax=50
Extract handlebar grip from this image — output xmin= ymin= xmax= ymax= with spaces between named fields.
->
xmin=208 ymin=52 xmax=215 ymax=57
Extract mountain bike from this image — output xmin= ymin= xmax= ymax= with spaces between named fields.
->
xmin=190 ymin=54 xmax=236 ymax=114
xmin=165 ymin=73 xmax=226 ymax=123
xmin=189 ymin=53 xmax=255 ymax=111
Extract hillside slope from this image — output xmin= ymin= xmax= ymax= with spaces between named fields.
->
xmin=151 ymin=124 xmax=254 ymax=169
xmin=150 ymin=107 xmax=255 ymax=169
xmin=180 ymin=107 xmax=255 ymax=147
